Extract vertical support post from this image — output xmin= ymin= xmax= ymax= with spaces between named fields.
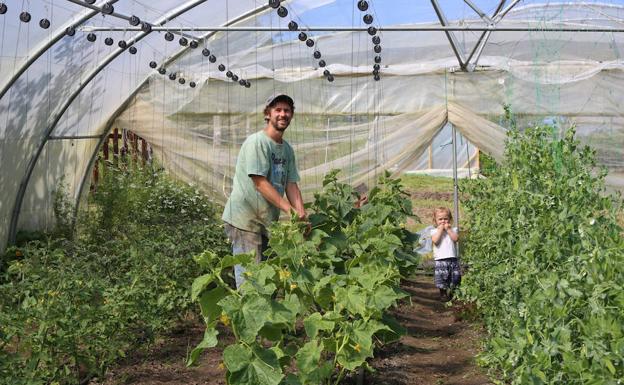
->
xmin=428 ymin=144 xmax=433 ymax=169
xmin=92 ymin=158 xmax=99 ymax=190
xmin=141 ymin=139 xmax=148 ymax=163
xmin=121 ymin=129 xmax=128 ymax=162
xmin=475 ymin=148 xmax=480 ymax=171
xmin=113 ymin=128 xmax=119 ymax=164
xmin=103 ymin=137 xmax=109 ymax=161
xmin=132 ymin=131 xmax=139 ymax=163
xmin=451 ymin=123 xmax=460 ymax=256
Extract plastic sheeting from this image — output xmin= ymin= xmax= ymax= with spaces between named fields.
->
xmin=1 ymin=1 xmax=624 ymax=251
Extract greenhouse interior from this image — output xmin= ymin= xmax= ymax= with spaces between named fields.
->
xmin=1 ymin=1 xmax=623 ymax=384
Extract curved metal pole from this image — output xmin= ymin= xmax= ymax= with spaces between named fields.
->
xmin=162 ymin=3 xmax=273 ymax=67
xmin=0 ymin=0 xmax=119 ymax=101
xmin=74 ymin=2 xmax=275 ymax=221
xmin=466 ymin=0 xmax=506 ymax=71
xmin=8 ymin=0 xmax=209 ymax=245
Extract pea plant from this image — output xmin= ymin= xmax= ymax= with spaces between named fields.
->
xmin=458 ymin=124 xmax=624 ymax=384
xmin=189 ymin=171 xmax=420 ymax=385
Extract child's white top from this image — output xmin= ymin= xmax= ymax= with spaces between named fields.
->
xmin=430 ymin=227 xmax=458 ymax=260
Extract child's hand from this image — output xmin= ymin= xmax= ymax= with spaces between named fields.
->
xmin=444 ymin=223 xmax=451 ymax=230
xmin=438 ymin=224 xmax=446 ymax=232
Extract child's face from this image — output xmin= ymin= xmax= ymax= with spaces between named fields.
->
xmin=435 ymin=212 xmax=450 ymax=227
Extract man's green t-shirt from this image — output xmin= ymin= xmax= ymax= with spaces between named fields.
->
xmin=222 ymin=131 xmax=300 ymax=234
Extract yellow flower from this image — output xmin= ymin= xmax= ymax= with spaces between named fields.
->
xmin=353 ymin=343 xmax=361 ymax=353
xmin=220 ymin=312 xmax=230 ymax=326
xmin=244 ymin=271 xmax=253 ymax=277
xmin=278 ymin=269 xmax=291 ymax=281
xmin=290 ymin=283 xmax=298 ymax=291
xmin=218 ymin=362 xmax=225 ymax=370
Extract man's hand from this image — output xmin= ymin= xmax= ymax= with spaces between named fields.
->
xmin=291 ymin=207 xmax=311 ymax=235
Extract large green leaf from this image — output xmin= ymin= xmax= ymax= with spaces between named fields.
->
xmin=191 ymin=273 xmax=214 ymax=301
xmin=334 ymin=286 xmax=367 ymax=317
xmin=223 ymin=343 xmax=252 ymax=373
xmin=198 ymin=286 xmax=228 ymax=323
xmin=303 ymin=313 xmax=335 ymax=339
xmin=337 ymin=320 xmax=390 ymax=370
xmin=368 ymin=285 xmax=406 ymax=312
xmin=221 ymin=252 xmax=254 ymax=269
xmin=296 ymin=339 xmax=333 ymax=385
xmin=296 ymin=339 xmax=322 ymax=373
xmin=187 ymin=328 xmax=219 ymax=366
xmin=239 ymin=295 xmax=272 ymax=343
xmin=226 ymin=345 xmax=284 ymax=385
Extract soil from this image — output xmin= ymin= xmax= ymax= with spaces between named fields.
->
xmin=92 ymin=275 xmax=491 ymax=385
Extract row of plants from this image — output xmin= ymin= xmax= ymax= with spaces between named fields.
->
xmin=189 ymin=170 xmax=420 ymax=385
xmin=0 ymin=162 xmax=229 ymax=384
xmin=459 ymin=124 xmax=624 ymax=384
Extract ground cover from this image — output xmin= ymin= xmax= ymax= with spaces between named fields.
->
xmin=93 ymin=275 xmax=491 ymax=385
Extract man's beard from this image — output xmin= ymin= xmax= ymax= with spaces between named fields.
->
xmin=274 ymin=119 xmax=289 ymax=131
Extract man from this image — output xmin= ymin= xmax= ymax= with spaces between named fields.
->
xmin=222 ymin=93 xmax=306 ymax=287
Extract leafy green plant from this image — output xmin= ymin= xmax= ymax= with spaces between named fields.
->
xmin=189 ymin=171 xmax=419 ymax=385
xmin=459 ymin=123 xmax=624 ymax=384
xmin=52 ymin=178 xmax=75 ymax=240
xmin=0 ymin=163 xmax=229 ymax=385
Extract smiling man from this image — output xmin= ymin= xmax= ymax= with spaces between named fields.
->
xmin=222 ymin=93 xmax=306 ymax=288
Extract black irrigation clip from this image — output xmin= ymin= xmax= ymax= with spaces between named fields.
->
xmin=356 ymin=0 xmax=382 ymax=81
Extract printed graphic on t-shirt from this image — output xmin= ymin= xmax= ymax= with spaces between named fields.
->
xmin=271 ymin=152 xmax=287 ymax=195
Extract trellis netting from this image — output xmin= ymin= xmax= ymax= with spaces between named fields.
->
xmin=1 ymin=1 xmax=623 ymax=252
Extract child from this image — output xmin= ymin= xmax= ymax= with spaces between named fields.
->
xmin=430 ymin=207 xmax=460 ymax=301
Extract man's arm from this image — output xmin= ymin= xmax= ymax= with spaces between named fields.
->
xmin=251 ymin=175 xmax=294 ymax=214
xmin=286 ymin=182 xmax=306 ymax=219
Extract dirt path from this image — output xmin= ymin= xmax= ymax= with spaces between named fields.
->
xmin=361 ymin=275 xmax=491 ymax=385
xmin=93 ymin=275 xmax=491 ymax=385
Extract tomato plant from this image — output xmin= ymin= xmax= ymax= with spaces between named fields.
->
xmin=0 ymin=164 xmax=230 ymax=385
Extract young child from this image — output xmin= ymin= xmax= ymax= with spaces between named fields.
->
xmin=430 ymin=207 xmax=460 ymax=301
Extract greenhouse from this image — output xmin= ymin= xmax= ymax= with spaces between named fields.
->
xmin=1 ymin=1 xmax=623 ymax=384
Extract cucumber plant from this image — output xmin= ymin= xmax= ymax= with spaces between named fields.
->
xmin=189 ymin=171 xmax=420 ymax=384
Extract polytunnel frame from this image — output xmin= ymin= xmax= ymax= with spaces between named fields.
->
xmin=7 ymin=0 xmax=620 ymax=246
xmin=7 ymin=0 xmax=215 ymax=245
xmin=0 ymin=0 xmax=120 ymax=101
xmin=72 ymin=2 xmax=276 ymax=224
xmin=70 ymin=0 xmax=515 ymax=230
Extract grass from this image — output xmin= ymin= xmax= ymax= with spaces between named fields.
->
xmin=401 ymin=174 xmax=455 ymax=192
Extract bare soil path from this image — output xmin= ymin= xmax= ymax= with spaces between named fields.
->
xmin=93 ymin=275 xmax=491 ymax=385
xmin=360 ymin=275 xmax=491 ymax=385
